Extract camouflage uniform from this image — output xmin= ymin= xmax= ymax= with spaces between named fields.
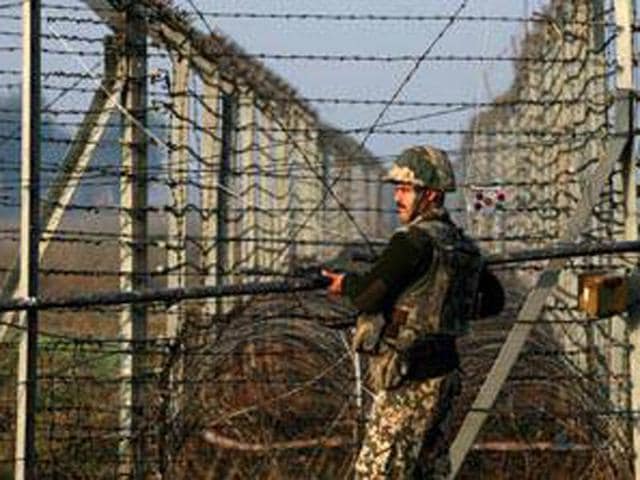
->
xmin=355 ymin=371 xmax=461 ymax=479
xmin=341 ymin=146 xmax=482 ymax=480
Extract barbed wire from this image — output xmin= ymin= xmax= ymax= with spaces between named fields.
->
xmin=0 ymin=0 xmax=634 ymax=478
xmin=34 ymin=46 xmax=615 ymax=64
xmin=38 ymin=4 xmax=614 ymax=26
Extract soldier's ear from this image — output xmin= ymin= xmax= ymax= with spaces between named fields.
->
xmin=425 ymin=189 xmax=440 ymax=203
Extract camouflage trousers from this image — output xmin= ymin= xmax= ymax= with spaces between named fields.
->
xmin=354 ymin=371 xmax=460 ymax=480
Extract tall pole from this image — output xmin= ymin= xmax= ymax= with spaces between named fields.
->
xmin=167 ymin=54 xmax=190 ymax=341
xmin=201 ymin=73 xmax=221 ymax=317
xmin=165 ymin=54 xmax=190 ymax=472
xmin=217 ymin=91 xmax=236 ymax=312
xmin=118 ymin=5 xmax=148 ymax=478
xmin=15 ymin=1 xmax=41 ymax=478
xmin=614 ymin=0 xmax=640 ymax=477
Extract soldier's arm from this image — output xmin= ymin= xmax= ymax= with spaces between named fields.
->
xmin=342 ymin=229 xmax=432 ymax=313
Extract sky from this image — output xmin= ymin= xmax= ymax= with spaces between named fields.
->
xmin=0 ymin=0 xmax=556 ymax=167
xmin=174 ymin=0 xmax=550 ymax=160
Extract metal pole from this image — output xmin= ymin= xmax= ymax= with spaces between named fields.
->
xmin=0 ymin=277 xmax=330 ymax=314
xmin=613 ymin=0 xmax=640 ymax=477
xmin=237 ymin=87 xmax=256 ymax=277
xmin=15 ymin=1 xmax=40 ymax=478
xmin=305 ymin=114 xmax=321 ymax=260
xmin=217 ymin=91 xmax=236 ymax=312
xmin=262 ymin=105 xmax=278 ymax=270
xmin=288 ymin=111 xmax=301 ymax=264
xmin=118 ymin=5 xmax=148 ymax=478
xmin=257 ymin=108 xmax=270 ymax=274
xmin=201 ymin=72 xmax=221 ymax=317
xmin=166 ymin=54 xmax=190 ymax=339
xmin=486 ymin=240 xmax=640 ymax=264
xmin=1 ymin=239 xmax=640 ymax=315
xmin=164 ymin=53 xmax=190 ymax=474
xmin=274 ymin=111 xmax=291 ymax=269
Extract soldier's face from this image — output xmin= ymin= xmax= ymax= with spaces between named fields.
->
xmin=393 ymin=183 xmax=417 ymax=224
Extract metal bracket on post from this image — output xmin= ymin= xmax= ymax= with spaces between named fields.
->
xmin=118 ymin=5 xmax=148 ymax=479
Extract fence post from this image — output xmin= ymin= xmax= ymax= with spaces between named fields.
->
xmin=217 ymin=90 xmax=237 ymax=312
xmin=287 ymin=110 xmax=302 ymax=264
xmin=613 ymin=0 xmax=640 ymax=477
xmin=236 ymin=87 xmax=256 ymax=279
xmin=118 ymin=5 xmax=148 ymax=478
xmin=320 ymin=141 xmax=332 ymax=257
xmin=15 ymin=1 xmax=41 ymax=478
xmin=166 ymin=53 xmax=190 ymax=338
xmin=257 ymin=106 xmax=272 ymax=274
xmin=201 ymin=72 xmax=221 ymax=317
xmin=164 ymin=52 xmax=191 ymax=470
xmin=339 ymin=152 xmax=352 ymax=245
xmin=274 ymin=109 xmax=291 ymax=271
xmin=302 ymin=114 xmax=320 ymax=260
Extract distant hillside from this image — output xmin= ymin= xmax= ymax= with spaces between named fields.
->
xmin=0 ymin=91 xmax=168 ymax=217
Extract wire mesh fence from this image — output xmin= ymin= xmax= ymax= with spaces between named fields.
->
xmin=0 ymin=0 xmax=637 ymax=478
xmin=458 ymin=1 xmax=635 ymax=477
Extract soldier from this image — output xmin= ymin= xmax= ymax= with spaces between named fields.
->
xmin=322 ymin=145 xmax=484 ymax=479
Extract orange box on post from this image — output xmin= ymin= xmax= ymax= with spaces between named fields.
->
xmin=578 ymin=273 xmax=628 ymax=318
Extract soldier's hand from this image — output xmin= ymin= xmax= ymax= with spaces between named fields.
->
xmin=321 ymin=269 xmax=345 ymax=295
xmin=353 ymin=313 xmax=385 ymax=353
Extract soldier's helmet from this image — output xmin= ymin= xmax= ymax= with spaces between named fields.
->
xmin=382 ymin=145 xmax=455 ymax=192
